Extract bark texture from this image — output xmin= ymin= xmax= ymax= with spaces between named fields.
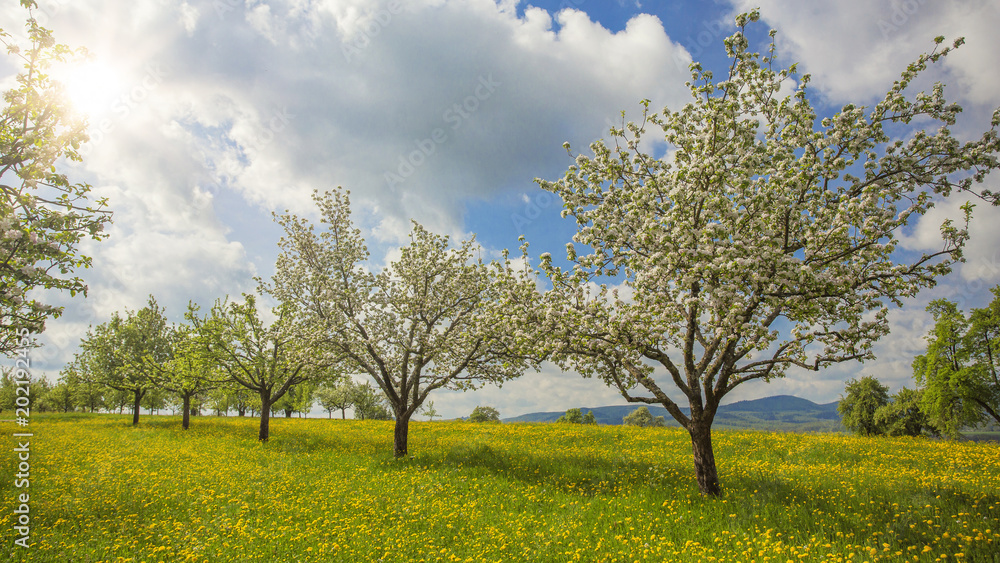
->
xmin=258 ymin=396 xmax=272 ymax=442
xmin=393 ymin=414 xmax=410 ymax=457
xmin=688 ymin=422 xmax=721 ymax=496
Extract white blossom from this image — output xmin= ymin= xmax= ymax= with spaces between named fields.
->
xmin=525 ymin=13 xmax=999 ymax=496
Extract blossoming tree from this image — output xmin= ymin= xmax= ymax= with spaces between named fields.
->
xmin=269 ymin=189 xmax=541 ymax=456
xmin=0 ymin=2 xmax=112 ymax=353
xmin=148 ymin=308 xmax=227 ymax=430
xmin=77 ymin=296 xmax=173 ymax=426
xmin=194 ymin=294 xmax=327 ymax=441
xmin=531 ymin=12 xmax=1000 ymax=495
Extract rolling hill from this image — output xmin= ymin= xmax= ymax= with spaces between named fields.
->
xmin=503 ymin=395 xmax=844 ymax=433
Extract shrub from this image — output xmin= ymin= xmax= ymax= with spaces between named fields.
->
xmin=468 ymin=406 xmax=501 ymax=423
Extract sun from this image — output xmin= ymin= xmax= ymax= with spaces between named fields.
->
xmin=51 ymin=57 xmax=125 ymax=121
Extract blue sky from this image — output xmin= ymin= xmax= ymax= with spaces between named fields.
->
xmin=3 ymin=0 xmax=999 ymax=419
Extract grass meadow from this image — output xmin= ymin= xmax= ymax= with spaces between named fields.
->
xmin=1 ymin=413 xmax=998 ymax=562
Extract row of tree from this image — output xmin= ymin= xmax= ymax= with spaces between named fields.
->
xmin=840 ymin=287 xmax=1000 ymax=438
xmin=6 ymin=8 xmax=1000 ymax=497
xmin=60 ymin=295 xmax=408 ymax=438
xmin=19 ymin=363 xmax=396 ymax=422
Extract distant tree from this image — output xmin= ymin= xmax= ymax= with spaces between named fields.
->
xmin=351 ymin=381 xmax=392 ymax=420
xmin=141 ymin=388 xmax=168 ymax=415
xmin=25 ymin=377 xmax=51 ymax=413
xmin=421 ymin=400 xmax=440 ymax=421
xmin=119 ymin=296 xmax=174 ymax=421
xmin=194 ymin=293 xmax=332 ymax=441
xmin=468 ymin=405 xmax=501 ymax=423
xmin=44 ymin=380 xmax=75 ymax=413
xmin=0 ymin=2 xmax=113 ymax=355
xmin=149 ymin=308 xmax=226 ymax=429
xmin=524 ymin=12 xmax=1000 ymax=496
xmin=874 ymin=387 xmax=937 ymax=437
xmin=204 ymin=387 xmax=231 ymax=416
xmin=273 ymin=382 xmax=317 ymax=418
xmin=246 ymin=394 xmax=263 ymax=418
xmin=272 ymin=388 xmax=295 ymax=418
xmin=556 ymin=408 xmax=584 ymax=424
xmin=270 ymin=188 xmax=541 ymax=456
xmin=623 ymin=407 xmax=665 ymax=428
xmin=839 ymin=376 xmax=890 ymax=436
xmin=58 ymin=362 xmax=103 ymax=412
xmin=0 ymin=367 xmax=21 ymax=412
xmin=212 ymin=382 xmax=253 ymax=417
xmin=76 ymin=314 xmax=128 ymax=414
xmin=316 ymin=379 xmax=356 ymax=419
xmin=105 ymin=387 xmax=131 ymax=415
xmin=582 ymin=410 xmax=597 ymax=425
xmin=292 ymin=382 xmax=317 ymax=418
xmin=0 ymin=367 xmax=15 ymax=412
xmin=914 ymin=288 xmax=1000 ymax=437
xmin=77 ymin=296 xmax=173 ymax=426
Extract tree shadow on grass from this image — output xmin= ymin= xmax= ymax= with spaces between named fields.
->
xmin=118 ymin=415 xmax=352 ymax=453
xmin=383 ymin=442 xmax=697 ymax=498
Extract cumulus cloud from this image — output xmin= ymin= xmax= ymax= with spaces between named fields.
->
xmin=6 ymin=0 xmax=999 ymax=416
xmin=1 ymin=0 xmax=694 ymax=385
xmin=727 ymin=0 xmax=1000 ymax=105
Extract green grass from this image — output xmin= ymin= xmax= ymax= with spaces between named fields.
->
xmin=0 ymin=413 xmax=998 ymax=562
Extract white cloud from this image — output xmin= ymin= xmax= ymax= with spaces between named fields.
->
xmin=179 ymin=2 xmax=200 ymax=35
xmin=3 ymin=0 xmax=694 ymax=383
xmin=7 ymin=0 xmax=1000 ymax=418
xmin=727 ymin=0 xmax=1000 ymax=106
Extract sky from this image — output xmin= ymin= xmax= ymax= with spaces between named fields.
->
xmin=3 ymin=0 xmax=999 ymax=420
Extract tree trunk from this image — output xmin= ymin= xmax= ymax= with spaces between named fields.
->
xmin=182 ymin=394 xmax=191 ymax=430
xmin=259 ymin=394 xmax=272 ymax=442
xmin=340 ymin=408 xmax=346 ymax=420
xmin=284 ymin=408 xmax=293 ymax=418
xmin=131 ymin=390 xmax=143 ymax=426
xmin=688 ymin=421 xmax=721 ymax=496
xmin=393 ymin=413 xmax=411 ymax=457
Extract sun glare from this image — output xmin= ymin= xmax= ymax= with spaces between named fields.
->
xmin=52 ymin=58 xmax=125 ymax=121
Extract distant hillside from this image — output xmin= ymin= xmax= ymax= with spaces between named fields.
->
xmin=503 ymin=395 xmax=844 ymax=433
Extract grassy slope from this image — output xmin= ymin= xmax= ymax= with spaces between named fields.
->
xmin=1 ymin=414 xmax=998 ymax=562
